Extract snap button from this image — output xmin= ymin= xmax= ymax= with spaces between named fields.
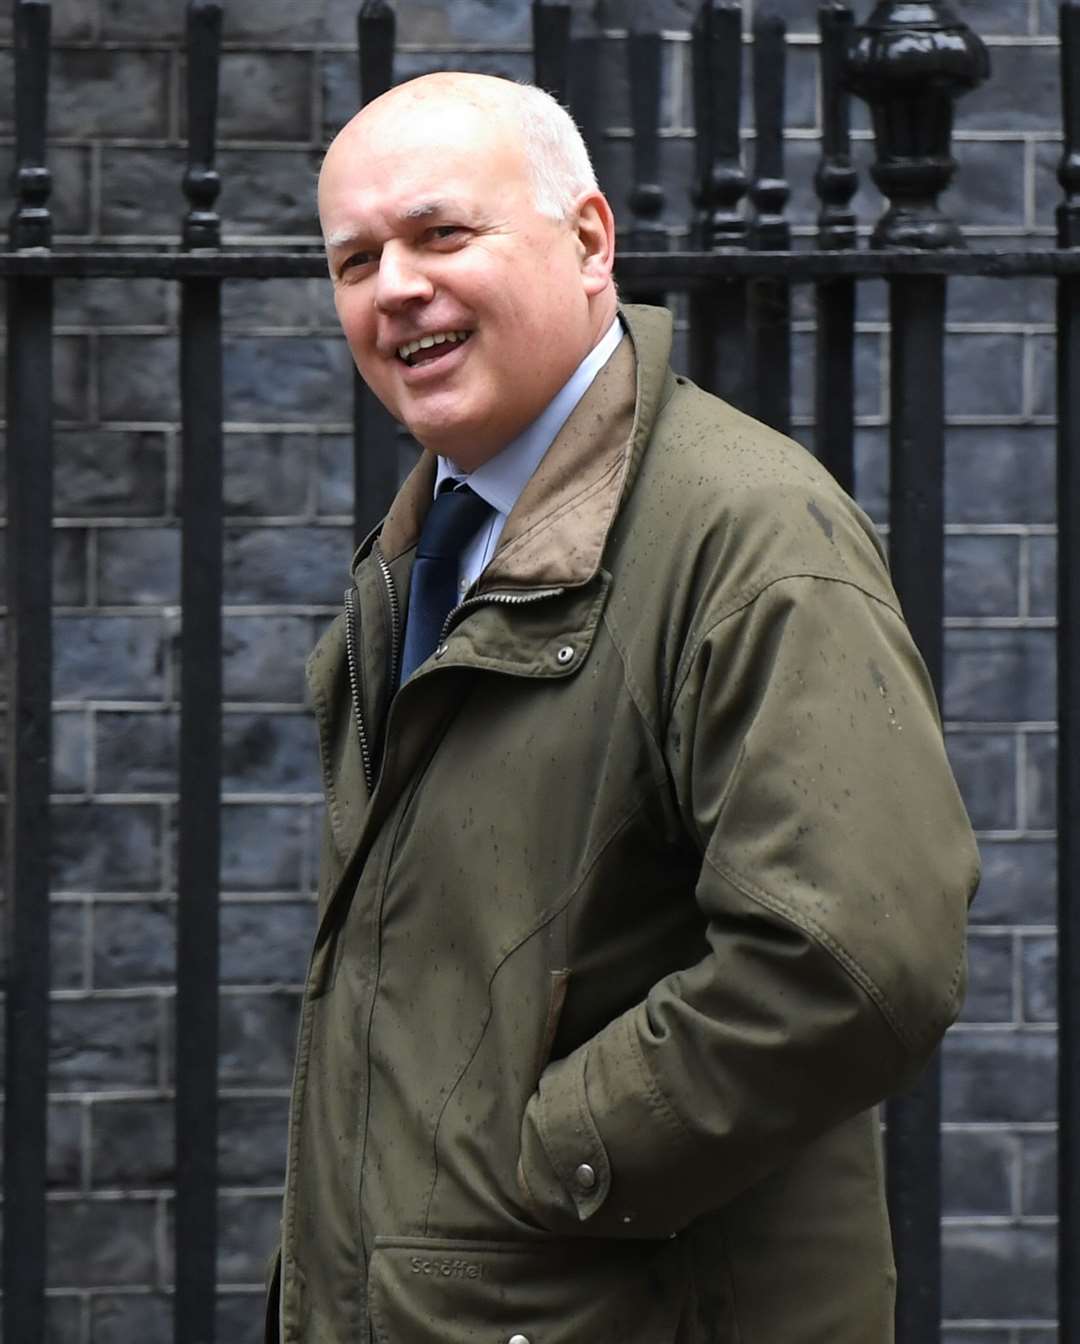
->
xmin=508 ymin=1335 xmax=530 ymax=1344
xmin=574 ymin=1162 xmax=597 ymax=1190
xmin=556 ymin=645 xmax=575 ymax=665
xmin=434 ymin=643 xmax=448 ymax=659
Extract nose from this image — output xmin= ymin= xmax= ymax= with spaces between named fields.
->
xmin=374 ymin=241 xmax=434 ymax=313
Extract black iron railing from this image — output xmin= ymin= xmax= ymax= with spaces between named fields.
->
xmin=3 ymin=0 xmax=1078 ymax=1341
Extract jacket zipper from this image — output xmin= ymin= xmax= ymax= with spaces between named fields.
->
xmin=343 ymin=543 xmax=402 ymax=795
xmin=344 ymin=568 xmax=565 ymax=792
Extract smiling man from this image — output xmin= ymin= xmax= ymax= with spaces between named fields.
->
xmin=270 ymin=73 xmax=979 ymax=1344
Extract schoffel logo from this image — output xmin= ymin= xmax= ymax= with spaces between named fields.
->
xmin=409 ymin=1256 xmax=484 ymax=1280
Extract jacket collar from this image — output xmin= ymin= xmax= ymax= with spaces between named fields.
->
xmin=355 ymin=304 xmax=676 ymax=592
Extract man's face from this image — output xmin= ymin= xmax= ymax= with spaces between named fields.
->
xmin=319 ymin=92 xmax=604 ymax=469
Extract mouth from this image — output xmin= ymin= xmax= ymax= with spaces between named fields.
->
xmin=397 ymin=329 xmax=472 ymax=368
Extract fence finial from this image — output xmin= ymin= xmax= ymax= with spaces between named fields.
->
xmin=627 ymin=0 xmax=666 ymax=252
xmin=359 ymin=0 xmax=396 ymax=108
xmin=691 ymin=0 xmax=747 ymax=249
xmin=815 ymin=3 xmax=856 ymax=249
xmin=182 ymin=0 xmax=223 ymax=249
xmin=1059 ymin=2 xmax=1080 ymax=247
xmin=846 ymin=1 xmax=988 ymax=249
xmin=10 ymin=0 xmax=52 ymax=249
xmin=532 ymin=0 xmax=572 ymax=106
xmin=749 ymin=13 xmax=789 ymax=250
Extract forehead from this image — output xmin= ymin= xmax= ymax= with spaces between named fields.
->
xmin=320 ymin=96 xmax=530 ymax=235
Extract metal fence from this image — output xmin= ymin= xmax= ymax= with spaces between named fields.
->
xmin=3 ymin=0 xmax=1080 ymax=1340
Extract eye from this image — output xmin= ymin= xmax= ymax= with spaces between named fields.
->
xmin=428 ymin=224 xmax=465 ymax=243
xmin=339 ymin=250 xmax=377 ymax=278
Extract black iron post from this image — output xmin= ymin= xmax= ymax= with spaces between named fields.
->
xmin=4 ymin=5 xmax=53 ymax=1344
xmin=689 ymin=0 xmax=749 ymax=409
xmin=747 ymin=13 xmax=791 ymax=435
xmin=813 ymin=2 xmax=857 ymax=495
xmin=176 ymin=5 xmax=224 ymax=1341
xmin=1058 ymin=6 xmax=1080 ymax=1339
xmin=625 ymin=2 xmax=667 ymax=256
xmin=353 ymin=0 xmax=401 ymax=546
xmin=532 ymin=0 xmax=572 ymax=106
xmin=846 ymin=6 xmax=988 ymax=1343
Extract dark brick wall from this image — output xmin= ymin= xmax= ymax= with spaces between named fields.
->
xmin=0 ymin=0 xmax=1062 ymax=1338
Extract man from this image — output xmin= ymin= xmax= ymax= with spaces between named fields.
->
xmin=270 ymin=72 xmax=979 ymax=1343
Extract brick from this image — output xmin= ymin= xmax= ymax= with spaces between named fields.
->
xmin=962 ymin=46 xmax=1059 ymax=132
xmin=943 ymin=1030 xmax=1056 ymax=1122
xmin=48 ymin=1199 xmax=158 ymax=1288
xmin=973 ymin=839 xmax=1055 ymax=926
xmin=100 ymin=147 xmax=187 ymax=239
xmin=1024 ymin=730 xmax=1056 ymax=832
xmin=944 ymin=533 xmax=1020 ymax=619
xmin=1021 ymin=1130 xmax=1056 ymax=1216
xmin=325 ymin=0 xmax=532 ymax=44
xmin=222 ymin=805 xmax=307 ymax=890
xmin=948 ymin=0 xmax=1033 ymax=34
xmin=217 ymin=149 xmax=322 ymax=239
xmin=217 ymin=1195 xmax=283 ymax=1282
xmin=93 ymin=901 xmax=176 ymax=989
xmin=1038 ymin=0 xmax=1062 ymax=32
xmin=56 ymin=278 xmax=172 ymax=330
xmin=944 ymin=628 xmax=1056 ymax=723
xmin=0 ymin=0 xmax=94 ymax=39
xmin=52 ymin=803 xmax=163 ymax=892
xmin=54 ymin=711 xmax=90 ymax=794
xmin=223 ymin=280 xmax=316 ymax=333
xmin=1028 ymin=535 xmax=1055 ymax=619
xmin=1031 ymin=331 xmax=1055 ymax=419
xmin=948 ymin=275 xmax=1055 ymax=325
xmin=91 ymin=1099 xmax=175 ymax=1188
xmin=95 ymin=712 xmax=177 ymax=795
xmin=100 ymin=0 xmax=186 ymax=39
xmin=54 ymin=431 xmax=169 ymax=518
xmin=223 ymin=713 xmax=321 ymax=794
xmin=943 ymin=1225 xmax=1055 ymax=1321
xmin=224 ymin=525 xmax=352 ymax=604
xmin=1033 ymin=139 xmax=1065 ymax=233
xmin=1021 ymin=934 xmax=1056 ymax=1024
xmin=47 ymin=1100 xmax=84 ymax=1189
xmin=854 ymin=428 xmax=888 ymax=526
xmin=55 ymin=334 xmax=92 ymax=423
xmin=45 ymin=1295 xmax=85 ymax=1344
xmin=943 ymin=1334 xmax=1011 ymax=1344
xmin=942 ymin=1126 xmax=1014 ymax=1215
xmin=958 ymin=932 xmax=1013 ymax=1024
xmin=54 ymin=615 xmax=166 ymax=700
xmin=224 ymin=337 xmax=352 ymax=423
xmin=0 ymin=144 xmax=92 ymax=237
xmin=214 ymin=0 xmax=322 ymax=41
xmin=944 ymin=732 xmax=1017 ymax=832
xmin=216 ymin=1293 xmax=266 ymax=1344
xmin=317 ymin=434 xmax=354 ymax=517
xmin=221 ymin=901 xmax=313 ymax=984
xmin=205 ymin=52 xmax=314 ymax=143
xmin=219 ymin=1096 xmax=289 ymax=1184
xmin=944 ymin=332 xmax=1024 ymax=419
xmin=99 ymin=336 xmax=179 ymax=421
xmin=50 ymin=997 xmax=161 ymax=1089
xmin=97 ymin=527 xmax=181 ymax=606
xmin=53 ymin=900 xmax=88 ymax=990
xmin=225 ymin=434 xmax=312 ymax=518
xmin=945 ymin=427 xmax=1055 ymax=527
xmin=219 ymin=991 xmax=301 ymax=1086
xmin=54 ymin=528 xmax=90 ymax=606
xmin=224 ymin=616 xmax=314 ymax=702
xmin=89 ymin=1293 xmax=171 ymax=1344
xmin=50 ymin=50 xmax=171 ymax=139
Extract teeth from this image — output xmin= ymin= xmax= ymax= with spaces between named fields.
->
xmin=398 ymin=330 xmax=470 ymax=362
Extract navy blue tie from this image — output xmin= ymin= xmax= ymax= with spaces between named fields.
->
xmin=400 ymin=484 xmax=492 ymax=683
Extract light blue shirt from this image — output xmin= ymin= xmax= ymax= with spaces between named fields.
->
xmin=434 ymin=317 xmax=624 ymax=595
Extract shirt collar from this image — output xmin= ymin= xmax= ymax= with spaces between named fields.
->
xmin=434 ymin=316 xmax=624 ymax=516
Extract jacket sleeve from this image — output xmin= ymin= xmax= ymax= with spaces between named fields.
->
xmin=517 ymin=571 xmax=979 ymax=1239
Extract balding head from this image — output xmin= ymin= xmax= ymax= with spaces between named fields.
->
xmin=317 ymin=73 xmax=618 ymax=469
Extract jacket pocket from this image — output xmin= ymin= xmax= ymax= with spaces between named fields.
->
xmin=367 ymin=1234 xmax=690 ymax=1344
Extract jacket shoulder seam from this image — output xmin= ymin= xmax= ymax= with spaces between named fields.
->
xmin=671 ymin=571 xmax=903 ymax=709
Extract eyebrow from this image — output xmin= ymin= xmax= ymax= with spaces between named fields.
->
xmin=323 ymin=200 xmax=469 ymax=251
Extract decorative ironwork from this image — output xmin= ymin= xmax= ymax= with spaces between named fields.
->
xmin=182 ymin=0 xmax=223 ymax=249
xmin=9 ymin=0 xmax=52 ymax=249
xmin=846 ymin=0 xmax=989 ymax=249
xmin=626 ymin=2 xmax=666 ymax=253
xmin=359 ymin=0 xmax=396 ymax=107
xmin=816 ymin=2 xmax=857 ymax=249
xmin=691 ymin=0 xmax=747 ymax=249
xmin=533 ymin=0 xmax=572 ymax=106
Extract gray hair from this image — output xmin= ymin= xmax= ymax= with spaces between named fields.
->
xmin=511 ymin=82 xmax=600 ymax=221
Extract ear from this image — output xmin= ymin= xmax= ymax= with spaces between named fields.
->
xmin=571 ymin=189 xmax=616 ymax=296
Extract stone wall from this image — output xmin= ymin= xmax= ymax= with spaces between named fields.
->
xmin=0 ymin=0 xmax=1061 ymax=1339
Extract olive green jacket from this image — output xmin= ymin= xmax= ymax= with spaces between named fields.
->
xmin=272 ymin=304 xmax=979 ymax=1343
